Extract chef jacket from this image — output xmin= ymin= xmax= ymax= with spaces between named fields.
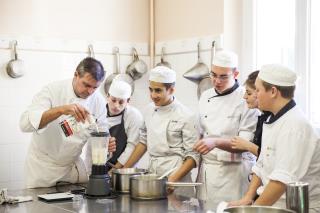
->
xmin=20 ymin=79 xmax=108 ymax=188
xmin=197 ymin=82 xmax=259 ymax=201
xmin=139 ymin=98 xmax=199 ymax=172
xmin=253 ymin=100 xmax=320 ymax=210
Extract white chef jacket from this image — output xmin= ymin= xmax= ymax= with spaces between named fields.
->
xmin=20 ymin=79 xmax=108 ymax=188
xmin=252 ymin=104 xmax=320 ymax=210
xmin=140 ymin=98 xmax=200 ymax=182
xmin=197 ymin=85 xmax=259 ymax=201
xmin=85 ymin=105 xmax=143 ymax=172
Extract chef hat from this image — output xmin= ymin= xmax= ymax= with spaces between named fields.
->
xmin=109 ymin=80 xmax=132 ymax=99
xmin=149 ymin=66 xmax=176 ymax=83
xmin=212 ymin=50 xmax=238 ymax=68
xmin=258 ymin=64 xmax=297 ymax=86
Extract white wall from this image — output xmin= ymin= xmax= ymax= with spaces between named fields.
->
xmin=0 ymin=0 xmax=244 ymax=189
xmin=0 ymin=0 xmax=149 ymax=42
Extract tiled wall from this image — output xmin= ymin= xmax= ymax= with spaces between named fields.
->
xmin=0 ymin=36 xmax=222 ymax=189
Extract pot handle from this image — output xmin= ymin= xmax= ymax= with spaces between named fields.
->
xmin=11 ymin=40 xmax=18 ymax=60
xmin=114 ymin=47 xmax=120 ymax=74
xmin=88 ymin=44 xmax=95 ymax=58
xmin=132 ymin=48 xmax=139 ymax=61
xmin=166 ymin=182 xmax=203 ymax=187
xmin=161 ymin=47 xmax=165 ymax=63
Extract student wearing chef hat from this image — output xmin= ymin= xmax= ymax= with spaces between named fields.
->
xmin=85 ymin=79 xmax=143 ymax=172
xmin=123 ymin=66 xmax=200 ymax=196
xmin=193 ymin=50 xmax=259 ymax=203
xmin=230 ymin=64 xmax=320 ymax=212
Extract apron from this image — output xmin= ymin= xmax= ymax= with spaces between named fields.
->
xmin=106 ymin=110 xmax=128 ymax=171
xmin=26 ymin=140 xmax=88 ymax=188
xmin=146 ymin=110 xmax=195 ymax=197
xmin=196 ymin=159 xmax=248 ymax=202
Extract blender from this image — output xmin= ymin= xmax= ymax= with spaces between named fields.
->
xmin=85 ymin=131 xmax=111 ymax=197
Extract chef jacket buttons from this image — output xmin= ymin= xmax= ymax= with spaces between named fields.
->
xmin=204 ymin=115 xmax=207 ymax=118
xmin=208 ymin=100 xmax=210 ymax=102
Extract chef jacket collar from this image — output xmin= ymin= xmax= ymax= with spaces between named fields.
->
xmin=106 ymin=104 xmax=125 ymax=117
xmin=209 ymin=80 xmax=240 ymax=99
xmin=265 ymin=99 xmax=296 ymax=124
xmin=154 ymin=97 xmax=176 ymax=111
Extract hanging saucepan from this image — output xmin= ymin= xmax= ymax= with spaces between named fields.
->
xmin=125 ymin=48 xmax=148 ymax=80
xmin=6 ymin=40 xmax=25 ymax=78
xmin=156 ymin=47 xmax=171 ymax=68
xmin=183 ymin=42 xmax=209 ymax=84
xmin=88 ymin=44 xmax=95 ymax=58
xmin=104 ymin=47 xmax=135 ymax=95
xmin=130 ymin=174 xmax=202 ymax=200
xmin=197 ymin=41 xmax=216 ymax=99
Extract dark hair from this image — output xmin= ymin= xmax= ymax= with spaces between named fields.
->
xmin=163 ymin=82 xmax=176 ymax=89
xmin=245 ymin=70 xmax=259 ymax=89
xmin=261 ymin=81 xmax=295 ymax=99
xmin=76 ymin=57 xmax=105 ymax=81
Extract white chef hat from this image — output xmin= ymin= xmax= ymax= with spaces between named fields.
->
xmin=109 ymin=80 xmax=132 ymax=99
xmin=149 ymin=66 xmax=176 ymax=83
xmin=258 ymin=64 xmax=297 ymax=86
xmin=212 ymin=50 xmax=238 ymax=68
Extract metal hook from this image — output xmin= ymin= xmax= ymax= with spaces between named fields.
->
xmin=88 ymin=44 xmax=95 ymax=58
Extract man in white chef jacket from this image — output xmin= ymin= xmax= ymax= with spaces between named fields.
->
xmin=193 ymin=50 xmax=259 ymax=202
xmin=85 ymin=80 xmax=143 ymax=172
xmin=20 ymin=57 xmax=115 ymax=188
xmin=229 ymin=64 xmax=320 ymax=212
xmin=123 ymin=66 xmax=200 ymax=195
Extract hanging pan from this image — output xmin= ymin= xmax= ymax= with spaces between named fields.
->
xmin=125 ymin=48 xmax=148 ymax=80
xmin=156 ymin=47 xmax=171 ymax=68
xmin=183 ymin=42 xmax=209 ymax=84
xmin=104 ymin=47 xmax=135 ymax=96
xmin=6 ymin=40 xmax=25 ymax=78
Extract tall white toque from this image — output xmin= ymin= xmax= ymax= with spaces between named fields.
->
xmin=258 ymin=64 xmax=297 ymax=86
xmin=149 ymin=66 xmax=176 ymax=83
xmin=212 ymin=50 xmax=238 ymax=68
xmin=109 ymin=80 xmax=132 ymax=99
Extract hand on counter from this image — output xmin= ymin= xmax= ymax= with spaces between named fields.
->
xmin=228 ymin=197 xmax=253 ymax=207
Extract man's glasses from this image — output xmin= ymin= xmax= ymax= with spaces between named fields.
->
xmin=209 ymin=71 xmax=233 ymax=81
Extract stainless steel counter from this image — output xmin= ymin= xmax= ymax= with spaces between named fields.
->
xmin=0 ymin=185 xmax=235 ymax=213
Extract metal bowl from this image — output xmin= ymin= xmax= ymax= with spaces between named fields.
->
xmin=224 ymin=206 xmax=296 ymax=213
xmin=112 ymin=168 xmax=148 ymax=193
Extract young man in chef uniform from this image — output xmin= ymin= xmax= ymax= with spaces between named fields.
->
xmin=20 ymin=57 xmax=116 ymax=188
xmin=229 ymin=64 xmax=320 ymax=212
xmin=193 ymin=50 xmax=259 ymax=203
xmin=85 ymin=80 xmax=143 ymax=172
xmin=123 ymin=66 xmax=200 ymax=196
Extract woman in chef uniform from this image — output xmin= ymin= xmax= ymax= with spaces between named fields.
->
xmin=85 ymin=80 xmax=143 ymax=171
xmin=231 ymin=71 xmax=271 ymax=157
xmin=123 ymin=66 xmax=200 ymax=196
xmin=193 ymin=50 xmax=259 ymax=203
xmin=229 ymin=64 xmax=320 ymax=212
xmin=20 ymin=57 xmax=115 ymax=188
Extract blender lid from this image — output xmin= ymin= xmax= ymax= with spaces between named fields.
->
xmin=90 ymin=131 xmax=110 ymax=137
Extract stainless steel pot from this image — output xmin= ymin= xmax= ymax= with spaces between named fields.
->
xmin=224 ymin=206 xmax=296 ymax=213
xmin=125 ymin=48 xmax=147 ymax=80
xmin=156 ymin=47 xmax=171 ymax=68
xmin=130 ymin=174 xmax=202 ymax=200
xmin=112 ymin=168 xmax=148 ymax=193
xmin=6 ymin=40 xmax=25 ymax=78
